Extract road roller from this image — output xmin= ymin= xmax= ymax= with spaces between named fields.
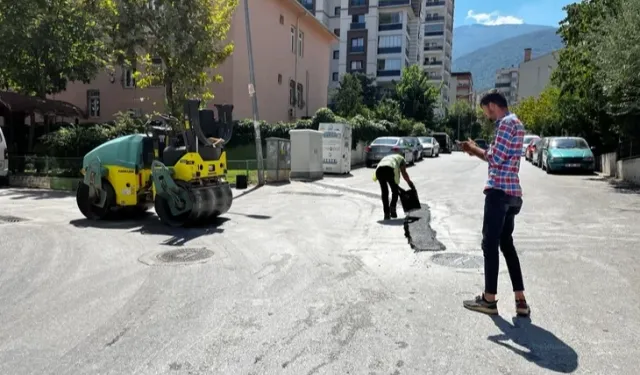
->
xmin=76 ymin=99 xmax=235 ymax=227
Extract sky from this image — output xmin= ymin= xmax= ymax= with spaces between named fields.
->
xmin=453 ymin=0 xmax=579 ymax=28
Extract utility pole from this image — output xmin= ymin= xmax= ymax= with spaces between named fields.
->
xmin=243 ymin=0 xmax=265 ymax=185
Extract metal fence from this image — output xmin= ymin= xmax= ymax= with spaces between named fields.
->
xmin=618 ymin=139 xmax=640 ymax=160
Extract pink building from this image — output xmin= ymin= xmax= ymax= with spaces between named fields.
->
xmin=50 ymin=0 xmax=337 ymax=124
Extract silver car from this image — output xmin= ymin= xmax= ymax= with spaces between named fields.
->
xmin=522 ymin=134 xmax=540 ymax=156
xmin=418 ymin=136 xmax=440 ymax=157
xmin=403 ymin=136 xmax=424 ymax=161
xmin=364 ymin=137 xmax=415 ymax=168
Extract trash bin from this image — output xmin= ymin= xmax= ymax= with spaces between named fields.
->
xmin=236 ymin=174 xmax=248 ymax=190
xmin=399 ymin=187 xmax=421 ymax=213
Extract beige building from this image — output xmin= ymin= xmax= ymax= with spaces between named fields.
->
xmin=50 ymin=0 xmax=337 ymax=124
xmin=517 ymin=48 xmax=561 ymax=101
xmin=494 ymin=65 xmax=519 ymax=106
xmin=303 ymin=0 xmax=454 ymax=115
xmin=449 ymin=71 xmax=473 ymax=108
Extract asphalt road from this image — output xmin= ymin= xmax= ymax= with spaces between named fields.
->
xmin=1 ymin=152 xmax=639 ymax=374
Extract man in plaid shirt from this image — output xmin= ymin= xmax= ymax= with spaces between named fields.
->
xmin=459 ymin=91 xmax=530 ymax=317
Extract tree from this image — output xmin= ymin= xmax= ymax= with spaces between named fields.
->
xmin=0 ymin=0 xmax=115 ymax=98
xmin=511 ymin=86 xmax=561 ymax=136
xmin=394 ymin=64 xmax=439 ymax=127
xmin=588 ymin=0 xmax=640 ymax=139
xmin=374 ymin=98 xmax=402 ymax=124
xmin=112 ymin=0 xmax=238 ymax=118
xmin=440 ymin=101 xmax=477 ymax=140
xmin=551 ymin=0 xmax=620 ymax=149
xmin=332 ymin=73 xmax=364 ymax=118
xmin=352 ymin=73 xmax=380 ymax=109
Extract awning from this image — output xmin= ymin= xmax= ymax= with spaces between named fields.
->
xmin=0 ymin=91 xmax=86 ymax=118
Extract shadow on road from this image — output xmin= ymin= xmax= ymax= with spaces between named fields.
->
xmin=322 ymin=173 xmax=354 ymax=179
xmin=584 ymin=176 xmax=640 ymax=194
xmin=0 ymin=188 xmax=73 ymax=200
xmin=488 ymin=315 xmax=579 ymax=373
xmin=69 ymin=213 xmax=231 ymax=246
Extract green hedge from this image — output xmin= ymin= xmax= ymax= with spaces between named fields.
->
xmin=38 ymin=107 xmax=418 ymax=159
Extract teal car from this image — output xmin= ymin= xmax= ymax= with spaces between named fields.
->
xmin=541 ymin=137 xmax=595 ymax=174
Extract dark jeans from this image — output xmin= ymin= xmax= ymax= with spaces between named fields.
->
xmin=376 ymin=166 xmax=399 ymax=216
xmin=482 ymin=188 xmax=525 ymax=295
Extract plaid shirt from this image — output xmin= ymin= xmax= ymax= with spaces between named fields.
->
xmin=483 ymin=112 xmax=525 ymax=197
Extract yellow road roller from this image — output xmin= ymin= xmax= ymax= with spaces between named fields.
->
xmin=76 ymin=99 xmax=234 ymax=227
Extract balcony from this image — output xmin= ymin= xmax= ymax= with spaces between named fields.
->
xmin=350 ymin=0 xmax=366 ymax=6
xmin=379 ymin=23 xmax=403 ymax=31
xmin=425 ymin=0 xmax=445 ymax=6
xmin=378 ymin=47 xmax=402 ymax=54
xmin=425 ymin=31 xmax=444 ymax=37
xmin=379 ymin=0 xmax=410 ymax=6
xmin=350 ymin=22 xmax=365 ymax=30
xmin=350 ymin=46 xmax=365 ymax=53
xmin=428 ymin=74 xmax=443 ymax=80
xmin=424 ymin=60 xmax=443 ymax=66
xmin=495 ymin=82 xmax=511 ymax=88
xmin=424 ymin=45 xmax=443 ymax=51
xmin=424 ymin=15 xmax=445 ymax=22
xmin=377 ymin=70 xmax=401 ymax=77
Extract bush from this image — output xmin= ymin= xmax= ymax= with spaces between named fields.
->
xmin=411 ymin=122 xmax=427 ymax=136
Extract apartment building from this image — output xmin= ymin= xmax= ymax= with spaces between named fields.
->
xmin=494 ymin=66 xmax=519 ymax=106
xmin=517 ymin=48 xmax=561 ymax=101
xmin=50 ymin=0 xmax=337 ymax=124
xmin=449 ymin=71 xmax=473 ymax=107
xmin=303 ymin=0 xmax=454 ymax=114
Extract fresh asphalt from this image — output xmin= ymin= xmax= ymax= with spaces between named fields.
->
xmin=0 ymin=152 xmax=638 ymax=374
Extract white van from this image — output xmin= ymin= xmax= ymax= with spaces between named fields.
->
xmin=0 ymin=126 xmax=8 ymax=182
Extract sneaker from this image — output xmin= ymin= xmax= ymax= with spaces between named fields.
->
xmin=383 ymin=214 xmax=391 ymax=221
xmin=516 ymin=299 xmax=531 ymax=317
xmin=463 ymin=294 xmax=498 ymax=315
xmin=390 ymin=208 xmax=398 ymax=218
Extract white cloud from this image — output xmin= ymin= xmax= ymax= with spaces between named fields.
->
xmin=466 ymin=10 xmax=524 ymax=26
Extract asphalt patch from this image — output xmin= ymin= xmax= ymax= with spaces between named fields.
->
xmin=138 ymin=247 xmax=215 ymax=266
xmin=0 ymin=215 xmax=27 ymax=224
xmin=403 ymin=204 xmax=446 ymax=253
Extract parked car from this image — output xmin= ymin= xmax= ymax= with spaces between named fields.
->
xmin=526 ymin=138 xmax=541 ymax=162
xmin=432 ymin=132 xmax=452 ymax=153
xmin=522 ymin=134 xmax=540 ymax=156
xmin=418 ymin=136 xmax=440 ymax=157
xmin=364 ymin=136 xmax=415 ymax=168
xmin=403 ymin=136 xmax=424 ymax=161
xmin=474 ymin=139 xmax=488 ymax=150
xmin=540 ymin=136 xmax=595 ymax=174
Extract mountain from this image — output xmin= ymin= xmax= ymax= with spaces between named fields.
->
xmin=451 ymin=29 xmax=564 ymax=92
xmin=452 ymin=24 xmax=556 ymax=60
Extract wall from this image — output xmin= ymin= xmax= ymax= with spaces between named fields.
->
xmin=599 ymin=152 xmax=640 ymax=186
xmin=618 ymin=157 xmax=640 ymax=186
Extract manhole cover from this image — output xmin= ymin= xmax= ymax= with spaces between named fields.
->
xmin=156 ymin=248 xmax=214 ymax=264
xmin=430 ymin=253 xmax=484 ymax=269
xmin=0 ymin=215 xmax=26 ymax=224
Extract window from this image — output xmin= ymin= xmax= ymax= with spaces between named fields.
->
xmin=352 ymin=14 xmax=365 ymax=23
xmin=379 ymin=12 xmax=402 ymax=25
xmin=333 ymin=50 xmax=339 ymax=59
xmin=122 ymin=66 xmax=135 ymax=88
xmin=350 ymin=60 xmax=363 ymax=71
xmin=291 ymin=26 xmax=296 ymax=52
xmin=298 ymin=30 xmax=304 ymax=57
xmin=334 ymin=6 xmax=340 ymax=16
xmin=87 ymin=90 xmax=100 ymax=118
xmin=289 ymin=80 xmax=296 ymax=106
xmin=378 ymin=35 xmax=402 ymax=48
xmin=350 ymin=37 xmax=364 ymax=52
xmin=280 ymin=15 xmax=284 ymax=24
xmin=150 ymin=57 xmax=163 ymax=86
xmin=332 ymin=72 xmax=339 ymax=81
xmin=377 ymin=58 xmax=401 ymax=71
xmin=425 ymin=24 xmax=444 ymax=33
xmin=334 ymin=28 xmax=340 ymax=36
xmin=278 ymin=74 xmax=282 ymax=84
xmin=297 ymin=83 xmax=304 ymax=109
